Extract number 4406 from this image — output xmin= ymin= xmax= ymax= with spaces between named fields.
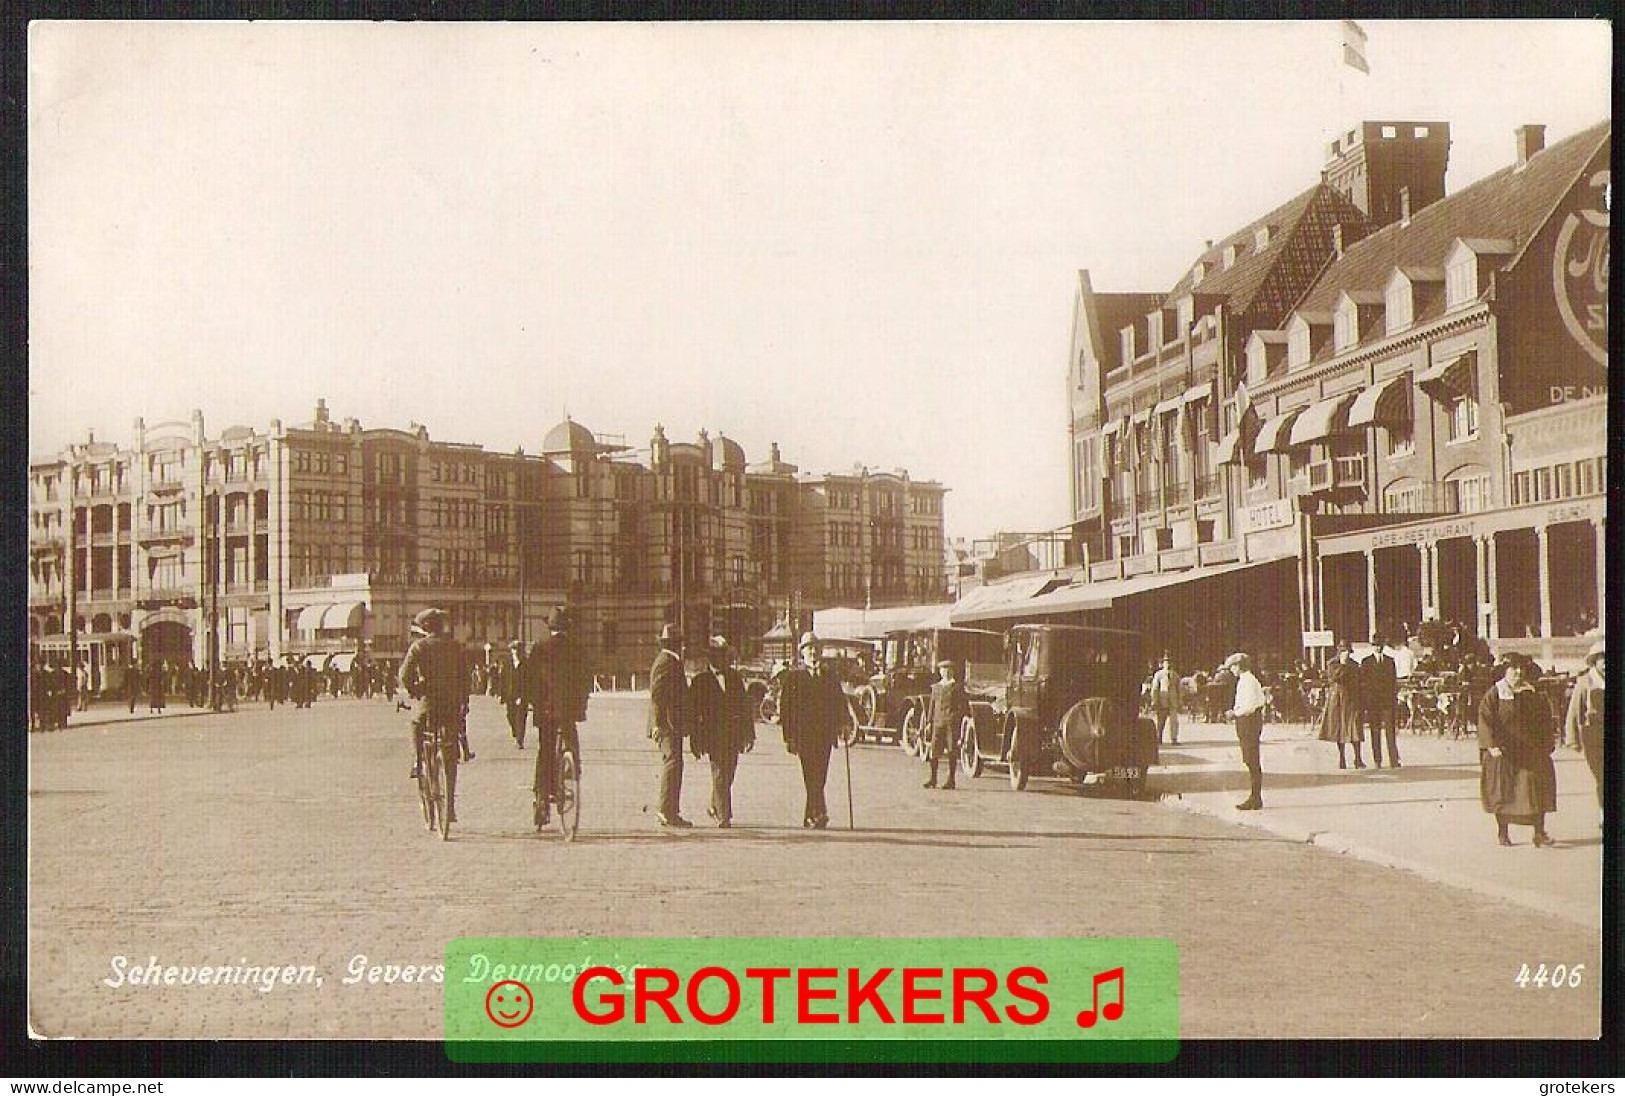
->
xmin=1514 ymin=963 xmax=1584 ymax=988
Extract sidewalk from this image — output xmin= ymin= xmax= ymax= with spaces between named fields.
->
xmin=1152 ymin=718 xmax=1603 ymax=928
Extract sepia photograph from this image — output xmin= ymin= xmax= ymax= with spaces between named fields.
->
xmin=22 ymin=16 xmax=1611 ymax=1057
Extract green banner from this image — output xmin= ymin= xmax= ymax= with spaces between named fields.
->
xmin=445 ymin=937 xmax=1178 ymax=1064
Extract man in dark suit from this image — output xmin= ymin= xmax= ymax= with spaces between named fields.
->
xmin=780 ymin=632 xmax=850 ymax=829
xmin=527 ymin=607 xmax=592 ymax=825
xmin=688 ymin=636 xmax=756 ymax=827
xmin=499 ymin=640 xmax=528 ymax=748
xmin=647 ymin=623 xmax=692 ymax=828
xmin=1362 ymin=637 xmax=1401 ymax=768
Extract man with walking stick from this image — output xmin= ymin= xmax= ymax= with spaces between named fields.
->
xmin=780 ymin=632 xmax=850 ymax=830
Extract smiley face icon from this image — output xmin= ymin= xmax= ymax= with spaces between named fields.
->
xmin=484 ymin=980 xmax=534 ymax=1028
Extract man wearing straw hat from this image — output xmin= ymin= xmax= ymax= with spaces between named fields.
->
xmin=1563 ymin=637 xmax=1605 ymax=832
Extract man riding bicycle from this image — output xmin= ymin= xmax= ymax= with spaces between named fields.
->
xmin=524 ymin=606 xmax=592 ymax=825
xmin=400 ymin=608 xmax=471 ymax=801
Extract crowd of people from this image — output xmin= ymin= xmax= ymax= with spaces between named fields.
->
xmin=1142 ymin=631 xmax=1606 ymax=844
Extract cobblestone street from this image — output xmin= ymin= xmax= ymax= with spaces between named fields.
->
xmin=28 ymin=694 xmax=1601 ymax=1041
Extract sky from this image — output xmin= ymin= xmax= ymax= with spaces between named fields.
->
xmin=27 ymin=19 xmax=1611 ymax=540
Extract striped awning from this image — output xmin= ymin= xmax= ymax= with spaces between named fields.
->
xmin=1288 ymin=392 xmax=1359 ymax=446
xmin=1348 ymin=373 xmax=1413 ymax=429
xmin=1215 ymin=429 xmax=1245 ymax=466
xmin=1415 ymin=352 xmax=1475 ymax=402
xmin=1253 ymin=408 xmax=1305 ymax=455
xmin=320 ymin=602 xmax=366 ymax=631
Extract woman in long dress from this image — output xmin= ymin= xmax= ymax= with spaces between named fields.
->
xmin=1317 ymin=642 xmax=1366 ymax=769
xmin=1478 ymin=655 xmax=1558 ymax=847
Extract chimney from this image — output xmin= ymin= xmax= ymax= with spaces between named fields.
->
xmin=770 ymin=442 xmax=781 ymax=465
xmin=1514 ymin=124 xmax=1546 ymax=169
xmin=1331 ymin=224 xmax=1344 ymax=258
xmin=1400 ymin=186 xmax=1411 ymax=225
xmin=315 ymin=398 xmax=329 ymax=424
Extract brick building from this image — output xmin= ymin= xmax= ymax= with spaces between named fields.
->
xmin=959 ymin=119 xmax=1608 ymax=671
xmin=29 ymin=402 xmax=948 ymax=683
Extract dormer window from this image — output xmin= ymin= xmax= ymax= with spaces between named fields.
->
xmin=1191 ymin=261 xmax=1208 ymax=286
xmin=1254 ymin=225 xmax=1272 ymax=251
xmin=1385 ymin=272 xmax=1415 ymax=333
xmin=1223 ymin=244 xmax=1239 ymax=270
xmin=1445 ymin=253 xmax=1478 ymax=309
xmin=1334 ymin=303 xmax=1356 ymax=352
xmin=1120 ymin=325 xmax=1135 ymax=365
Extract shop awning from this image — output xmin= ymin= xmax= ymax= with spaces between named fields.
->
xmin=1288 ymin=392 xmax=1359 ymax=446
xmin=949 ymin=576 xmax=1066 ymax=625
xmin=1253 ymin=408 xmax=1305 ymax=455
xmin=1099 ymin=418 xmax=1122 ymax=437
xmin=812 ymin=604 xmax=951 ymax=641
xmin=1130 ymin=409 xmax=1151 ymax=427
xmin=1415 ymin=351 xmax=1475 ymax=402
xmin=961 ymin=558 xmax=1285 ymax=623
xmin=325 ymin=652 xmax=357 ymax=673
xmin=1154 ymin=396 xmax=1183 ymax=417
xmin=294 ymin=606 xmax=326 ymax=633
xmin=320 ymin=602 xmax=366 ymax=631
xmin=1215 ymin=429 xmax=1245 ymax=466
xmin=1183 ymin=381 xmax=1214 ymax=404
xmin=1348 ymin=373 xmax=1413 ymax=429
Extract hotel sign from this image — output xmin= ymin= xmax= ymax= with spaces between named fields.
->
xmin=1238 ymin=499 xmax=1294 ymax=535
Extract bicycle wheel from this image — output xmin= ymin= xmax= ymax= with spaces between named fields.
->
xmin=555 ymin=747 xmax=581 ymax=841
xmin=439 ymin=731 xmax=458 ymax=841
xmin=420 ymin=739 xmax=442 ymax=834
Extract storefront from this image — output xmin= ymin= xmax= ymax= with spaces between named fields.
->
xmin=1313 ymin=495 xmax=1603 ymax=668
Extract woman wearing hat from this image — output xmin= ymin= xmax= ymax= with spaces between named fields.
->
xmin=1316 ymin=641 xmax=1367 ymax=770
xmin=1478 ymin=654 xmax=1559 ymax=847
xmin=1563 ymin=639 xmax=1605 ymax=831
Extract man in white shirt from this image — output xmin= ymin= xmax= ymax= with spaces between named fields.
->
xmin=1224 ymin=652 xmax=1269 ymax=810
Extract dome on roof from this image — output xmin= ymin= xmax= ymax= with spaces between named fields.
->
xmin=542 ymin=417 xmax=596 ymax=454
xmin=714 ymin=435 xmax=746 ymax=471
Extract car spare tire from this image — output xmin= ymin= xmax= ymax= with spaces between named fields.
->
xmin=1059 ymin=696 xmax=1124 ymax=773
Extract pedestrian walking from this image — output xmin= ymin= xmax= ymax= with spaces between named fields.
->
xmin=1316 ymin=641 xmax=1367 ymax=769
xmin=688 ymin=636 xmax=755 ymax=827
xmin=1562 ymin=638 xmax=1604 ymax=834
xmin=1362 ymin=637 xmax=1401 ymax=768
xmin=647 ymin=624 xmax=692 ymax=828
xmin=1148 ymin=653 xmax=1181 ymax=745
xmin=76 ymin=663 xmax=92 ymax=712
xmin=1477 ymin=654 xmax=1558 ymax=847
xmin=1224 ymin=652 xmax=1268 ymax=810
xmin=125 ymin=662 xmax=141 ymax=714
xmin=145 ymin=658 xmax=166 ymax=714
xmin=499 ymin=640 xmax=528 ymax=748
xmin=780 ymin=632 xmax=849 ymax=829
xmin=922 ymin=659 xmax=968 ymax=790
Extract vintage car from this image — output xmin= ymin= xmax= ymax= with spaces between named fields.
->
xmin=752 ymin=638 xmax=875 ymax=729
xmin=850 ymin=626 xmax=1005 ymax=750
xmin=961 ymin=623 xmax=1159 ymax=798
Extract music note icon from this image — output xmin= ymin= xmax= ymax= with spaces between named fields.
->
xmin=1076 ymin=967 xmax=1125 ymax=1028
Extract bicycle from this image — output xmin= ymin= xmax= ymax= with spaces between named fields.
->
xmin=533 ymin=720 xmax=581 ymax=841
xmin=416 ymin=713 xmax=461 ymax=841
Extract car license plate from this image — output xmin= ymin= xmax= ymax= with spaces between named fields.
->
xmin=1108 ymin=766 xmax=1144 ymax=781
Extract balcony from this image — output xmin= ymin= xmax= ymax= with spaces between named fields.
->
xmin=149 ymin=479 xmax=186 ymax=496
xmin=1122 ymin=554 xmax=1157 ymax=577
xmin=1162 ymin=481 xmax=1192 ymax=508
xmin=138 ymin=526 xmax=194 ymax=546
xmin=1090 ymin=559 xmax=1123 ymax=582
xmin=1157 ymin=546 xmax=1197 ymax=571
xmin=1198 ymin=540 xmax=1241 ymax=566
xmin=1134 ymin=489 xmax=1163 ymax=512
xmin=1194 ymin=473 xmax=1222 ymax=500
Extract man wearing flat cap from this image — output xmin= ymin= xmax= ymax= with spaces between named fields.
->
xmin=647 ymin=623 xmax=692 ymax=827
xmin=779 ymin=632 xmax=849 ymax=828
xmin=1223 ymin=652 xmax=1268 ymax=811
xmin=1563 ymin=638 xmax=1605 ymax=832
xmin=922 ymin=658 xmax=968 ymax=790
xmin=688 ymin=636 xmax=755 ymax=827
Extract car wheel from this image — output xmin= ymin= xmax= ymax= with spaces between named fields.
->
xmin=901 ymin=707 xmax=921 ymax=756
xmin=1009 ymin=756 xmax=1028 ymax=791
xmin=960 ymin=715 xmax=982 ymax=778
xmin=853 ymin=685 xmax=878 ymax=728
